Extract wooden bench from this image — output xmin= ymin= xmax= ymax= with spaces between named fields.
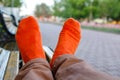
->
xmin=0 ymin=48 xmax=19 ymax=80
xmin=0 ymin=45 xmax=53 ymax=80
xmin=0 ymin=10 xmax=53 ymax=79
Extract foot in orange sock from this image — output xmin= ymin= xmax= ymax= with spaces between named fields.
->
xmin=15 ymin=16 xmax=46 ymax=63
xmin=50 ymin=18 xmax=81 ymax=66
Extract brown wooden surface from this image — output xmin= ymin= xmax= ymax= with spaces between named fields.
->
xmin=0 ymin=48 xmax=10 ymax=80
xmin=4 ymin=51 xmax=19 ymax=80
xmin=3 ymin=42 xmax=18 ymax=51
xmin=0 ymin=48 xmax=2 ymax=53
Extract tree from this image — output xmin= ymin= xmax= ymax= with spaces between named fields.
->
xmin=107 ymin=0 xmax=120 ymax=21
xmin=95 ymin=0 xmax=120 ymax=21
xmin=53 ymin=0 xmax=100 ymax=20
xmin=34 ymin=3 xmax=52 ymax=18
xmin=0 ymin=0 xmax=21 ymax=7
xmin=53 ymin=0 xmax=120 ymax=21
xmin=53 ymin=0 xmax=87 ymax=20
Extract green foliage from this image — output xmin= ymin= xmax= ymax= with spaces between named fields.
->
xmin=53 ymin=0 xmax=120 ymax=21
xmin=0 ymin=0 xmax=21 ymax=7
xmin=34 ymin=3 xmax=52 ymax=18
xmin=107 ymin=0 xmax=120 ymax=21
xmin=53 ymin=0 xmax=99 ymax=19
xmin=97 ymin=0 xmax=120 ymax=21
xmin=53 ymin=0 xmax=88 ymax=19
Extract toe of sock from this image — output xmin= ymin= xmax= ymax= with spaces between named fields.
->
xmin=18 ymin=16 xmax=38 ymax=30
xmin=63 ymin=18 xmax=80 ymax=32
xmin=65 ymin=18 xmax=80 ymax=27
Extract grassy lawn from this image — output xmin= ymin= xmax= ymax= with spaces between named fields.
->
xmin=81 ymin=26 xmax=120 ymax=34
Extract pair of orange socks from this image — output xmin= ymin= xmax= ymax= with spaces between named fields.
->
xmin=15 ymin=16 xmax=81 ymax=67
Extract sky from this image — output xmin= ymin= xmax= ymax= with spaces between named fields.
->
xmin=20 ymin=0 xmax=54 ymax=16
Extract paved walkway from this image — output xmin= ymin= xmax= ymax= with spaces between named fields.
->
xmin=40 ymin=22 xmax=120 ymax=77
xmin=76 ymin=30 xmax=120 ymax=77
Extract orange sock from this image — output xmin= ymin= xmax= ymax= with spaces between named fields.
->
xmin=50 ymin=18 xmax=81 ymax=67
xmin=15 ymin=16 xmax=46 ymax=63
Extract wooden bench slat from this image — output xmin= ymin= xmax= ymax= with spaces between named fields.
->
xmin=0 ymin=48 xmax=2 ymax=54
xmin=4 ymin=51 xmax=19 ymax=80
xmin=0 ymin=49 xmax=10 ymax=80
xmin=0 ymin=46 xmax=53 ymax=80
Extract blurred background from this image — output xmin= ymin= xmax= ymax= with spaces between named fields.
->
xmin=0 ymin=0 xmax=120 ymax=77
xmin=0 ymin=0 xmax=120 ymax=25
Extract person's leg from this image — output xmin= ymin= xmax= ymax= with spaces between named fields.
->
xmin=51 ymin=18 xmax=119 ymax=80
xmin=50 ymin=18 xmax=81 ymax=67
xmin=52 ymin=55 xmax=119 ymax=80
xmin=15 ymin=16 xmax=53 ymax=80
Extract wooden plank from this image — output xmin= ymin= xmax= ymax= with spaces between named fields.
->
xmin=0 ymin=49 xmax=10 ymax=80
xmin=4 ymin=51 xmax=19 ymax=80
xmin=0 ymin=48 xmax=2 ymax=54
xmin=3 ymin=42 xmax=18 ymax=51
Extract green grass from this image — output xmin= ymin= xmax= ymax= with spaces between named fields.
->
xmin=81 ymin=26 xmax=120 ymax=34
